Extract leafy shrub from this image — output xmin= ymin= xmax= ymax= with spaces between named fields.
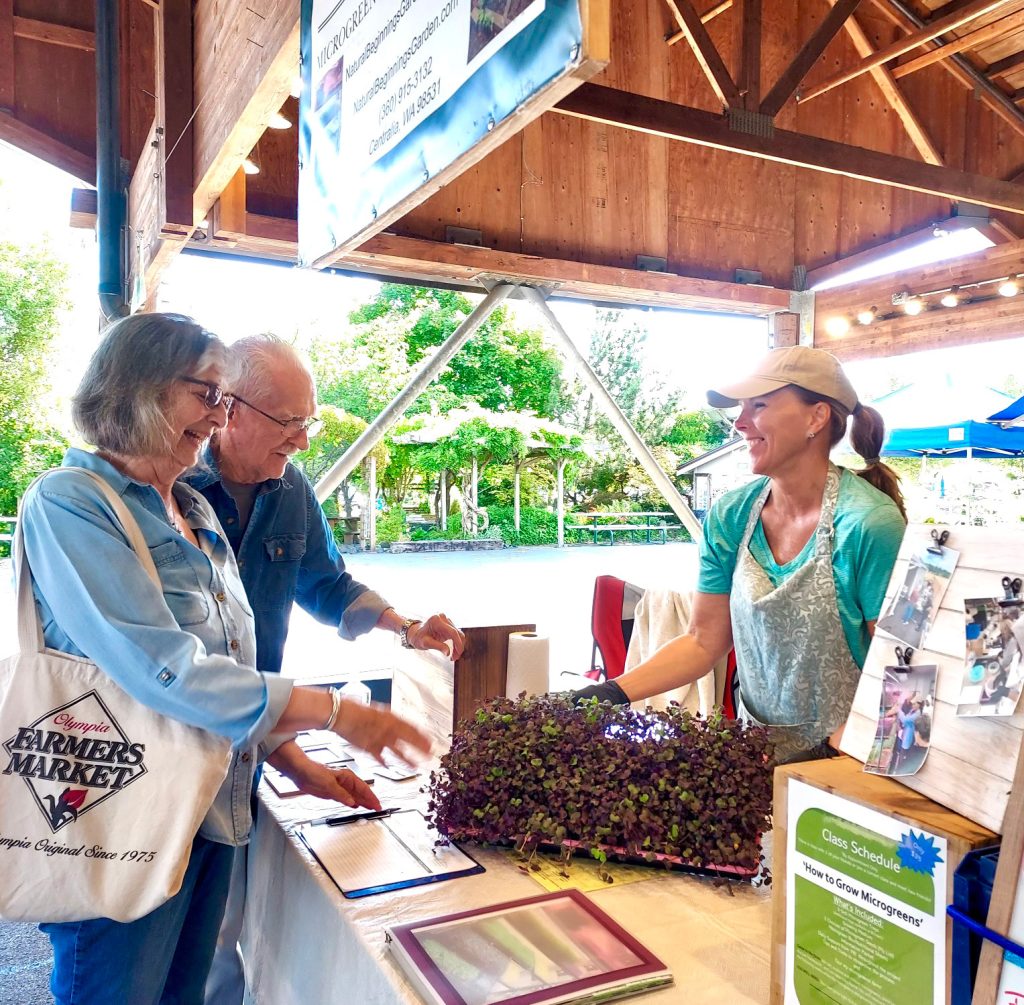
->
xmin=428 ymin=694 xmax=773 ymax=878
xmin=376 ymin=506 xmax=407 ymax=545
xmin=487 ymin=505 xmax=589 ymax=546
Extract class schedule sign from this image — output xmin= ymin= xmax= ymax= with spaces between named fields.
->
xmin=299 ymin=0 xmax=595 ymax=267
xmin=785 ymin=781 xmax=947 ymax=1005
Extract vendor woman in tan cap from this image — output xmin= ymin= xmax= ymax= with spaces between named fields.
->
xmin=575 ymin=346 xmax=907 ymax=763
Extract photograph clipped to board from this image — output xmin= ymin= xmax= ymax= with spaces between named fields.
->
xmin=876 ymin=540 xmax=959 ymax=650
xmin=864 ymin=663 xmax=937 ymax=778
xmin=387 ymin=889 xmax=673 ymax=1005
xmin=956 ymin=596 xmax=1024 ymax=717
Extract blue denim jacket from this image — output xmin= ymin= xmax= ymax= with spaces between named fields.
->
xmin=185 ymin=451 xmax=389 ymax=675
xmin=19 ymin=449 xmax=294 ymax=845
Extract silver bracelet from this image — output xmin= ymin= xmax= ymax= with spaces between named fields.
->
xmin=323 ymin=686 xmax=343 ymax=732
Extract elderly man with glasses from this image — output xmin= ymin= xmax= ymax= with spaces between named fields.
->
xmin=186 ymin=334 xmax=465 ymax=1005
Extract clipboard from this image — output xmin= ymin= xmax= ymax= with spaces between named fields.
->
xmin=298 ymin=809 xmax=483 ymax=899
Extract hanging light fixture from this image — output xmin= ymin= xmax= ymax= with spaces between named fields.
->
xmin=268 ymin=112 xmax=292 ymax=129
xmin=825 ymin=316 xmax=850 ymax=337
xmin=242 ymin=157 xmax=260 ymax=175
xmin=999 ymin=276 xmax=1020 ymax=297
xmin=856 ymin=306 xmax=877 ymax=325
xmin=940 ymin=287 xmax=960 ymax=308
xmin=903 ymin=297 xmax=923 ymax=316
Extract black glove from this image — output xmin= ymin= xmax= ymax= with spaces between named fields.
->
xmin=573 ymin=679 xmax=630 ymax=705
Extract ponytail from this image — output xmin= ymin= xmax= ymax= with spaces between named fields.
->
xmin=850 ymin=403 xmax=907 ymax=520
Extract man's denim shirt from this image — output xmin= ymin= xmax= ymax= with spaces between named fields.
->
xmin=185 ymin=451 xmax=389 ymax=675
xmin=19 ymin=449 xmax=294 ymax=846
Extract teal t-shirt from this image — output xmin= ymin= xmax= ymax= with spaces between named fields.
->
xmin=698 ymin=469 xmax=906 ymax=667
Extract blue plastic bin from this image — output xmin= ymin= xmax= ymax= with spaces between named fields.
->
xmin=950 ymin=845 xmax=1001 ymax=1005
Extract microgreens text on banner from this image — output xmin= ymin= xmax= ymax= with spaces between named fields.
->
xmin=299 ymin=0 xmax=587 ymax=265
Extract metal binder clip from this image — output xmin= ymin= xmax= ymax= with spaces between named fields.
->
xmin=894 ymin=646 xmax=914 ymax=670
xmin=927 ymin=529 xmax=950 ymax=555
xmin=1002 ymin=576 xmax=1023 ymax=601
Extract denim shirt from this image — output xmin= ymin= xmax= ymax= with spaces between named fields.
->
xmin=185 ymin=451 xmax=389 ymax=675
xmin=19 ymin=449 xmax=294 ymax=845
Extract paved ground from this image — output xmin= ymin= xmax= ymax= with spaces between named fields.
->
xmin=0 ymin=542 xmax=697 ymax=1000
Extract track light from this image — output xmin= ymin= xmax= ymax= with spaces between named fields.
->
xmin=268 ymin=112 xmax=292 ymax=129
xmin=940 ymin=287 xmax=959 ymax=308
xmin=856 ymin=306 xmax=877 ymax=325
xmin=825 ymin=316 xmax=850 ymax=337
xmin=999 ymin=276 xmax=1020 ymax=297
xmin=242 ymin=157 xmax=260 ymax=175
xmin=903 ymin=297 xmax=923 ymax=316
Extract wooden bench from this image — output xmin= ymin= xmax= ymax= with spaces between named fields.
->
xmin=567 ymin=512 xmax=682 ymax=545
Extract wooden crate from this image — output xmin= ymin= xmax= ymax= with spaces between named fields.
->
xmin=770 ymin=756 xmax=998 ymax=1005
xmin=840 ymin=524 xmax=1024 ymax=833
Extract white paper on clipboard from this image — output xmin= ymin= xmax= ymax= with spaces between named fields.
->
xmin=298 ymin=809 xmax=482 ymax=898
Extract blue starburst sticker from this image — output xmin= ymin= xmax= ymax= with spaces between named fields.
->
xmin=898 ymin=830 xmax=943 ymax=876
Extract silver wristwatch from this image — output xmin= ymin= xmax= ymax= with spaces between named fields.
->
xmin=399 ymin=618 xmax=422 ymax=649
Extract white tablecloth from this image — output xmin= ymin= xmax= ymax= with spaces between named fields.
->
xmin=241 ymin=770 xmax=772 ymax=1004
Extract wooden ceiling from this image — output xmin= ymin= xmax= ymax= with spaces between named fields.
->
xmin=6 ymin=0 xmax=1024 ymax=352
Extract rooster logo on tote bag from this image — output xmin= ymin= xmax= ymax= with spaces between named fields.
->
xmin=2 ymin=690 xmax=147 ymax=833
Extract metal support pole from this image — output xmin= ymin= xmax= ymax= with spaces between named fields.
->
xmin=513 ymin=462 xmax=521 ymax=533
xmin=314 ymin=283 xmax=516 ymax=503
xmin=367 ymin=455 xmax=377 ymax=551
xmin=556 ymin=457 xmax=566 ymax=548
xmin=439 ymin=471 xmax=447 ymax=532
xmin=520 ymin=286 xmax=703 ymax=540
xmin=471 ymin=456 xmax=479 ymax=536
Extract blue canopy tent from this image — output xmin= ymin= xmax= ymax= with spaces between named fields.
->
xmin=883 ymin=420 xmax=1024 ymax=458
xmin=987 ymin=395 xmax=1024 ymax=427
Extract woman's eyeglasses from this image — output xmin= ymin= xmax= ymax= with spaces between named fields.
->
xmin=232 ymin=394 xmax=323 ymax=437
xmin=180 ymin=376 xmax=232 ymax=409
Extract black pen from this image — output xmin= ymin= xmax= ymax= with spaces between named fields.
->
xmin=315 ymin=807 xmax=396 ymax=827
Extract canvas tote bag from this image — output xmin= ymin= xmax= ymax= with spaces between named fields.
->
xmin=0 ymin=468 xmax=233 ymax=923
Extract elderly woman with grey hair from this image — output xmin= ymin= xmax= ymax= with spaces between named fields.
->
xmin=19 ymin=312 xmax=430 ymax=1005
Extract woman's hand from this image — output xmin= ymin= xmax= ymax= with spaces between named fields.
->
xmin=408 ymin=613 xmax=466 ymax=660
xmin=334 ymin=699 xmax=433 ymax=765
xmin=266 ymin=740 xmax=381 ymax=809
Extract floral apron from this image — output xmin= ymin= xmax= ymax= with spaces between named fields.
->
xmin=730 ymin=464 xmax=860 ymax=763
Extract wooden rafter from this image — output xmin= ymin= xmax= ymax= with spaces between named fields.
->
xmin=741 ymin=0 xmax=762 ymax=108
xmin=799 ymin=0 xmax=1013 ymax=102
xmin=554 ymin=83 xmax=1024 ymax=212
xmin=839 ymin=6 xmax=942 ymax=164
xmin=12 ymin=16 xmax=94 ymax=51
xmin=759 ymin=0 xmax=863 ymax=116
xmin=664 ymin=0 xmax=742 ymax=107
xmin=987 ymin=49 xmax=1024 ymax=75
xmin=0 ymin=111 xmax=94 ymax=183
xmin=666 ymin=0 xmax=733 ymax=43
xmin=158 ymin=0 xmax=193 ymax=230
xmin=890 ymin=5 xmax=1024 ymax=79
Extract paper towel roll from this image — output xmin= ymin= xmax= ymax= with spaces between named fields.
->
xmin=506 ymin=631 xmax=550 ymax=699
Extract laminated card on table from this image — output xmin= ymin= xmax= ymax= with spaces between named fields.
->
xmin=387 ymin=888 xmax=673 ymax=1005
xmin=298 ymin=809 xmax=483 ymax=899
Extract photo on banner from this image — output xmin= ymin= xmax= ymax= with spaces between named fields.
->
xmin=865 ymin=664 xmax=938 ymax=778
xmin=876 ymin=544 xmax=960 ymax=649
xmin=956 ymin=597 xmax=1024 ymax=716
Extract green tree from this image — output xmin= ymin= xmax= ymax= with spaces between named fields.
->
xmin=664 ymin=408 xmax=733 ymax=461
xmin=348 ymin=285 xmax=569 ymax=418
xmin=0 ymin=240 xmax=70 ymax=517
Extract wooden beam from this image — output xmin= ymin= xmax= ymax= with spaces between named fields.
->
xmin=203 ymin=217 xmax=793 ymax=315
xmin=869 ymin=0 xmax=1024 ymax=139
xmin=840 ymin=7 xmax=943 ymax=164
xmin=987 ymin=48 xmax=1024 ymax=76
xmin=667 ymin=0 xmax=734 ymax=43
xmin=663 ymin=0 xmax=737 ymax=43
xmin=0 ymin=0 xmax=13 ymax=112
xmin=759 ymin=0 xmax=863 ymax=117
xmin=740 ymin=0 xmax=762 ymax=108
xmin=212 ymin=167 xmax=247 ymax=236
xmin=554 ymin=83 xmax=1024 ymax=213
xmin=890 ymin=6 xmax=1024 ymax=79
xmin=12 ymin=15 xmax=94 ymax=51
xmin=816 ymin=288 xmax=1024 ymax=358
xmin=0 ymin=110 xmax=95 ymax=183
xmin=158 ymin=0 xmax=193 ymax=229
xmin=799 ymin=0 xmax=1013 ymax=102
xmin=805 ymin=216 xmax=981 ymax=288
xmin=664 ymin=0 xmax=743 ymax=107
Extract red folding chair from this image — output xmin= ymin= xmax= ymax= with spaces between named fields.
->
xmin=584 ymin=575 xmax=645 ymax=681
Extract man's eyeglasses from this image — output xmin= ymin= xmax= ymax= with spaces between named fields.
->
xmin=180 ymin=376 xmax=232 ymax=409
xmin=232 ymin=394 xmax=323 ymax=437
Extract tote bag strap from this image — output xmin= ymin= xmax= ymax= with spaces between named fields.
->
xmin=15 ymin=467 xmax=162 ymax=655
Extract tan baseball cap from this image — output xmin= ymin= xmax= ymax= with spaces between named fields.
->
xmin=706 ymin=346 xmax=859 ymax=412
